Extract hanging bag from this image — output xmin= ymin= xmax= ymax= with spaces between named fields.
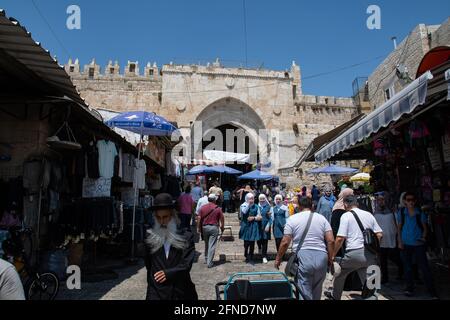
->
xmin=351 ymin=210 xmax=380 ymax=254
xmin=285 ymin=212 xmax=314 ymax=277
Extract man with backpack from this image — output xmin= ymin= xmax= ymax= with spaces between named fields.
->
xmin=325 ymin=195 xmax=383 ymax=300
xmin=397 ymin=192 xmax=438 ymax=299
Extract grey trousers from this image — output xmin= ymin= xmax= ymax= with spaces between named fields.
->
xmin=332 ymin=248 xmax=377 ymax=300
xmin=203 ymin=225 xmax=219 ymax=267
xmin=296 ymin=249 xmax=328 ymax=300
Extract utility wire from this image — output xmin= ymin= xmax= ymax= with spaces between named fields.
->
xmin=31 ymin=0 xmax=71 ymax=58
xmin=243 ymin=0 xmax=248 ymax=67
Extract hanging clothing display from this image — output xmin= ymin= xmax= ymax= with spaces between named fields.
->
xmin=134 ymin=159 xmax=147 ymax=190
xmin=122 ymin=153 xmax=136 ymax=183
xmin=97 ymin=140 xmax=118 ymax=179
xmin=87 ymin=142 xmax=100 ymax=179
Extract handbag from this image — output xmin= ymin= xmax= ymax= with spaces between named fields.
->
xmin=351 ymin=210 xmax=380 ymax=254
xmin=285 ymin=212 xmax=314 ymax=277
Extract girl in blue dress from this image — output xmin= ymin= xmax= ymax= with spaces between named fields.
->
xmin=239 ymin=193 xmax=262 ymax=264
xmin=272 ymin=194 xmax=290 ymax=252
xmin=257 ymin=194 xmax=273 ymax=264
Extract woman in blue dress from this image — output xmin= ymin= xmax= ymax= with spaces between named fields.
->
xmin=256 ymin=194 xmax=273 ymax=264
xmin=272 ymin=194 xmax=290 ymax=252
xmin=239 ymin=193 xmax=262 ymax=264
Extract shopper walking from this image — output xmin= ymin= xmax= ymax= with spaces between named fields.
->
xmin=239 ymin=193 xmax=262 ymax=264
xmin=325 ymin=195 xmax=383 ymax=300
xmin=198 ymin=194 xmax=225 ymax=268
xmin=144 ymin=193 xmax=198 ymax=300
xmin=177 ymin=185 xmax=194 ymax=230
xmin=275 ymin=197 xmax=335 ymax=300
xmin=311 ymin=185 xmax=320 ymax=209
xmin=256 ymin=194 xmax=273 ymax=264
xmin=0 ymin=258 xmax=25 ymax=300
xmin=373 ymin=193 xmax=403 ymax=284
xmin=316 ymin=185 xmax=336 ymax=223
xmin=272 ymin=194 xmax=290 ymax=252
xmin=397 ymin=192 xmax=438 ymax=299
xmin=222 ymin=189 xmax=231 ymax=213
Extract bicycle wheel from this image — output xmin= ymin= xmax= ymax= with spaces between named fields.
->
xmin=25 ymin=272 xmax=60 ymax=300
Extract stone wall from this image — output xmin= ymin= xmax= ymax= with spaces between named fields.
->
xmin=66 ymin=58 xmax=358 ymax=187
xmin=367 ymin=18 xmax=450 ymax=110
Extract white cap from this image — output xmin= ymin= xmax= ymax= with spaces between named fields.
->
xmin=208 ymin=194 xmax=217 ymax=201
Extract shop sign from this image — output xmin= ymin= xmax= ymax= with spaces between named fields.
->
xmin=82 ymin=178 xmax=112 ymax=198
xmin=427 ymin=147 xmax=443 ymax=171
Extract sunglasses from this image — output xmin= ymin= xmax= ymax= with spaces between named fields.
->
xmin=405 ymin=198 xmax=415 ymax=202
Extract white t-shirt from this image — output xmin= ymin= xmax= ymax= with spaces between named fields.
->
xmin=338 ymin=208 xmax=383 ymax=251
xmin=284 ymin=211 xmax=332 ymax=254
xmin=374 ymin=212 xmax=397 ymax=249
xmin=0 ymin=258 xmax=25 ymax=300
xmin=196 ymin=196 xmax=209 ymax=215
xmin=97 ymin=140 xmax=118 ymax=179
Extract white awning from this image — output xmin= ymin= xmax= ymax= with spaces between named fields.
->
xmin=315 ymin=71 xmax=434 ymax=163
xmin=203 ymin=150 xmax=251 ymax=163
xmin=174 ymin=157 xmax=224 ymax=166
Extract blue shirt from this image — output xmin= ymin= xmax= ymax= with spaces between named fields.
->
xmin=191 ymin=186 xmax=203 ymax=202
xmin=396 ymin=208 xmax=427 ymax=246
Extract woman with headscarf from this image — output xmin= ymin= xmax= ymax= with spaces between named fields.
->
xmin=256 ymin=194 xmax=273 ymax=264
xmin=330 ymin=188 xmax=355 ymax=238
xmin=272 ymin=194 xmax=290 ymax=252
xmin=239 ymin=193 xmax=262 ymax=264
xmin=316 ymin=185 xmax=336 ymax=222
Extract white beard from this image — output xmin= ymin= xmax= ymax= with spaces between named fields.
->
xmin=145 ymin=218 xmax=187 ymax=254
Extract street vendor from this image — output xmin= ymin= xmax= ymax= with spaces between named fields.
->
xmin=144 ymin=193 xmax=198 ymax=300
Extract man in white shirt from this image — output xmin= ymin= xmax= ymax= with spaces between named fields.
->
xmin=0 ymin=258 xmax=25 ymax=300
xmin=275 ymin=197 xmax=335 ymax=300
xmin=326 ymin=195 xmax=383 ymax=300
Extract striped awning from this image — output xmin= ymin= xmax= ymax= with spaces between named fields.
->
xmin=315 ymin=71 xmax=434 ymax=163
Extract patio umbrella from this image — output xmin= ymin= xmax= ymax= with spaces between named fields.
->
xmin=350 ymin=172 xmax=371 ymax=182
xmin=210 ymin=165 xmax=243 ymax=175
xmin=106 ymin=111 xmax=178 ymax=136
xmin=307 ymin=165 xmax=358 ymax=175
xmin=238 ymin=170 xmax=274 ymax=181
xmin=106 ymin=111 xmax=177 ymax=262
xmin=186 ymin=165 xmax=215 ymax=175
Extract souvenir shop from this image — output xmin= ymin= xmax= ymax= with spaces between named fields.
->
xmin=312 ymin=58 xmax=450 ymax=271
xmin=0 ymin=15 xmax=177 ymax=280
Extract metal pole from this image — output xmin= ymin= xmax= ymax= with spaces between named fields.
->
xmin=130 ymin=138 xmax=141 ymax=262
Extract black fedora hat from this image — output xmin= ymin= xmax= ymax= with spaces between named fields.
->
xmin=151 ymin=193 xmax=176 ymax=210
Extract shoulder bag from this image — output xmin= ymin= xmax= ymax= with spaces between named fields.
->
xmin=285 ymin=212 xmax=314 ymax=277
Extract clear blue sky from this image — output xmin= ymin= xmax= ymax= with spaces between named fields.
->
xmin=2 ymin=0 xmax=449 ymax=97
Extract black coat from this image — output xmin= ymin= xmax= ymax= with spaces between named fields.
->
xmin=144 ymin=229 xmax=198 ymax=300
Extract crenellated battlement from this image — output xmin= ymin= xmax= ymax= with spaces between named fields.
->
xmin=65 ymin=58 xmax=161 ymax=80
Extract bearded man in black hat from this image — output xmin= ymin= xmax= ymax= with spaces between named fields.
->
xmin=144 ymin=193 xmax=198 ymax=300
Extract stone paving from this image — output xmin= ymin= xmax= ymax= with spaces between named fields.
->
xmin=58 ymin=213 xmax=450 ymax=300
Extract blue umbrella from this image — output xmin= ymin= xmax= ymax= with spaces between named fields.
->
xmin=210 ymin=165 xmax=243 ymax=175
xmin=238 ymin=170 xmax=274 ymax=181
xmin=106 ymin=111 xmax=178 ymax=136
xmin=307 ymin=165 xmax=358 ymax=175
xmin=186 ymin=165 xmax=215 ymax=175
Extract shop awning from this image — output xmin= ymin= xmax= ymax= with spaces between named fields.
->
xmin=315 ymin=71 xmax=434 ymax=163
xmin=174 ymin=157 xmax=224 ymax=166
xmin=0 ymin=10 xmax=85 ymax=105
